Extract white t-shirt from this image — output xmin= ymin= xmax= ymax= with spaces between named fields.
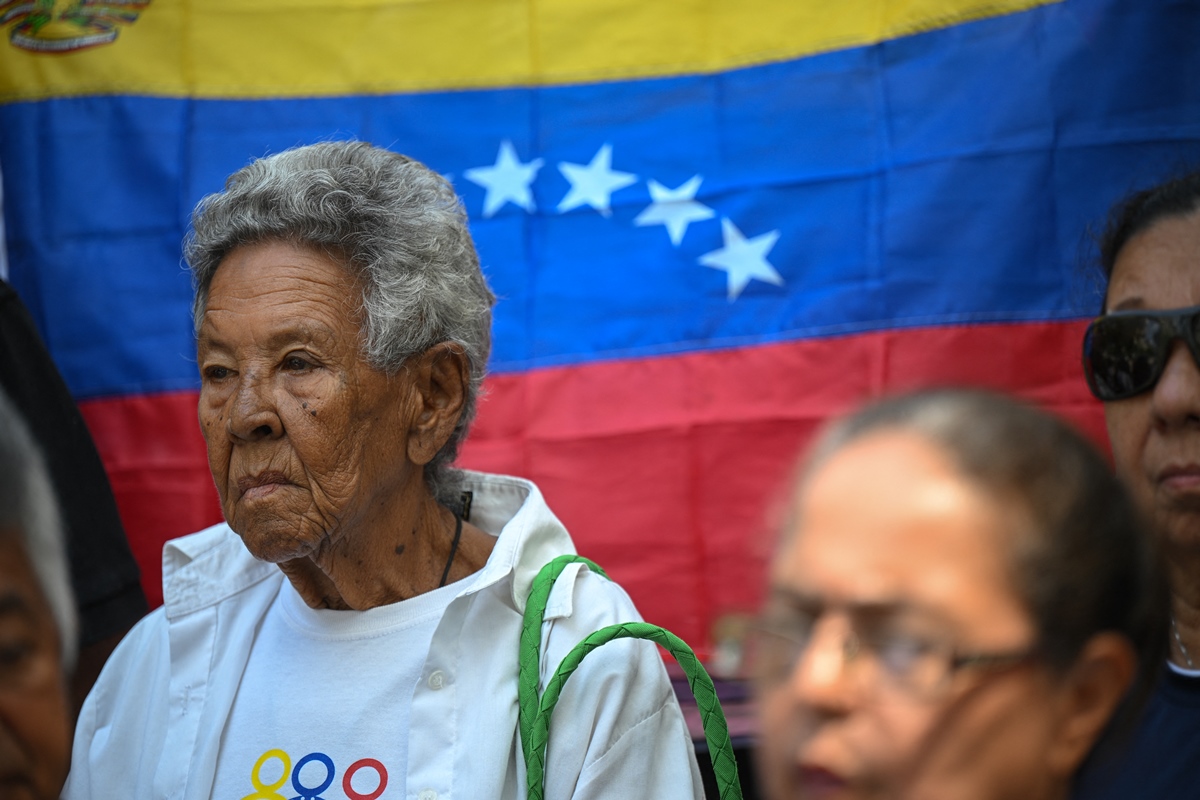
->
xmin=67 ymin=473 xmax=704 ymax=800
xmin=212 ymin=578 xmax=462 ymax=800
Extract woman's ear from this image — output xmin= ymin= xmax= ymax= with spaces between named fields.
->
xmin=1044 ymin=632 xmax=1137 ymax=777
xmin=405 ymin=342 xmax=468 ymax=466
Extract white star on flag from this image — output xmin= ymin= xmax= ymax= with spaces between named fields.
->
xmin=556 ymin=144 xmax=638 ymax=217
xmin=464 ymin=140 xmax=544 ymax=218
xmin=699 ymin=218 xmax=784 ymax=301
xmin=633 ymin=175 xmax=715 ymax=246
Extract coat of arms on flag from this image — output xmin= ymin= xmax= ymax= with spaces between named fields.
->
xmin=1 ymin=0 xmax=148 ymax=52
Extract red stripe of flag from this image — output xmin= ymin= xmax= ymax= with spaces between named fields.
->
xmin=80 ymin=319 xmax=1104 ymax=649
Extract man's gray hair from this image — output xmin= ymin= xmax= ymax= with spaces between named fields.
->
xmin=0 ymin=388 xmax=77 ymax=669
xmin=184 ymin=141 xmax=495 ymax=509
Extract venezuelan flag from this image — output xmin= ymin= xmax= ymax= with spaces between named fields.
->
xmin=2 ymin=0 xmax=1199 ymax=652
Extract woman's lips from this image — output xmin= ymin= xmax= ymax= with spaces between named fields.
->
xmin=237 ymin=471 xmax=292 ymax=499
xmin=1158 ymin=464 xmax=1200 ymax=495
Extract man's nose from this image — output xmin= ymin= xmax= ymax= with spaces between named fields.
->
xmin=788 ymin=616 xmax=858 ymax=716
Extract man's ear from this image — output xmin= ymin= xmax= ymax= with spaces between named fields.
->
xmin=405 ymin=342 xmax=468 ymax=467
xmin=1044 ymin=632 xmax=1137 ymax=777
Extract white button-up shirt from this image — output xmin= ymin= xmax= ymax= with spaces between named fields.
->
xmin=65 ymin=472 xmax=704 ymax=799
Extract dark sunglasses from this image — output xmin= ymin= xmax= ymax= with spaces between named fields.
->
xmin=1082 ymin=305 xmax=1200 ymax=401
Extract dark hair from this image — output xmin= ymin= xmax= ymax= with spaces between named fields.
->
xmin=1097 ymin=169 xmax=1200 ymax=308
xmin=803 ymin=389 xmax=1169 ymax=721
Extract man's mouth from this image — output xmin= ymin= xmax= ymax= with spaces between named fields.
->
xmin=796 ymin=764 xmax=850 ymax=798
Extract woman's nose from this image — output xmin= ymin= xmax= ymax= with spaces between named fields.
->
xmin=228 ymin=374 xmax=283 ymax=441
xmin=1150 ymin=341 xmax=1200 ymax=429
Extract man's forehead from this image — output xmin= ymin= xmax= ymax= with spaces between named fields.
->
xmin=764 ymin=585 xmax=962 ymax=631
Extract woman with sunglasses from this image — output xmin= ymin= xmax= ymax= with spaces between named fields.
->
xmin=754 ymin=389 xmax=1167 ymax=800
xmin=1076 ymin=171 xmax=1200 ymax=798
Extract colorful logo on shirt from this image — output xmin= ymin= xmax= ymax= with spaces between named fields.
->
xmin=242 ymin=749 xmax=388 ymax=800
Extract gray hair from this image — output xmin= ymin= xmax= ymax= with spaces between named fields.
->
xmin=793 ymin=389 xmax=1167 ymax=729
xmin=0 ymin=388 xmax=77 ymax=670
xmin=184 ymin=141 xmax=495 ymax=509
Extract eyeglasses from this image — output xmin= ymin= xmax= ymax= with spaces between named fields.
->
xmin=1082 ymin=305 xmax=1200 ymax=402
xmin=748 ymin=610 xmax=1036 ymax=700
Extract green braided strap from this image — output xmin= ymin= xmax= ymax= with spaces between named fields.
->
xmin=524 ymin=622 xmax=743 ymax=800
xmin=518 ymin=555 xmax=608 ymax=766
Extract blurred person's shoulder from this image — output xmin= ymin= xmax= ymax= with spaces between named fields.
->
xmin=1072 ymin=666 xmax=1200 ymax=799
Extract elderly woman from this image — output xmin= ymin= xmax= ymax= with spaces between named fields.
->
xmin=1073 ymin=170 xmax=1200 ymax=798
xmin=66 ymin=142 xmax=703 ymax=799
xmin=0 ymin=388 xmax=77 ymax=800
xmin=754 ymin=389 xmax=1167 ymax=800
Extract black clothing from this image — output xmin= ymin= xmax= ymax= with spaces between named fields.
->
xmin=1073 ymin=664 xmax=1200 ymax=799
xmin=0 ymin=279 xmax=146 ymax=646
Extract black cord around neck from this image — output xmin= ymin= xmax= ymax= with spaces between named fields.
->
xmin=439 ymin=511 xmax=464 ymax=588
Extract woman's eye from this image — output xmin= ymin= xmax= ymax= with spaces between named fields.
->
xmin=202 ymin=365 xmax=231 ymax=381
xmin=283 ymin=354 xmax=312 ymax=371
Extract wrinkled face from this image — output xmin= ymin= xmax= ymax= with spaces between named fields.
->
xmin=0 ymin=533 xmax=70 ymax=800
xmin=758 ymin=432 xmax=1064 ymax=800
xmin=197 ymin=240 xmax=419 ymax=563
xmin=1103 ymin=210 xmax=1200 ymax=551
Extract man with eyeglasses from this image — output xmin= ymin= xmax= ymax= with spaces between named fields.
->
xmin=753 ymin=390 xmax=1165 ymax=800
xmin=1075 ymin=170 xmax=1200 ymax=799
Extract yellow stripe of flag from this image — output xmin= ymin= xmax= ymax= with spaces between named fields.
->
xmin=0 ymin=0 xmax=1059 ymax=102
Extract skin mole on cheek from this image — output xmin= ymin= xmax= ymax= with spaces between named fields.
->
xmin=310 ymin=410 xmax=317 ymax=417
xmin=394 ymin=544 xmax=406 ymax=556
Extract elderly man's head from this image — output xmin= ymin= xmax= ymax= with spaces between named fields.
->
xmin=0 ymin=388 xmax=75 ymax=798
xmin=185 ymin=141 xmax=495 ymax=509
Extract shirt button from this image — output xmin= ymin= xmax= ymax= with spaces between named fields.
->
xmin=418 ymin=791 xmax=438 ymax=800
xmin=428 ymin=670 xmax=446 ymax=690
